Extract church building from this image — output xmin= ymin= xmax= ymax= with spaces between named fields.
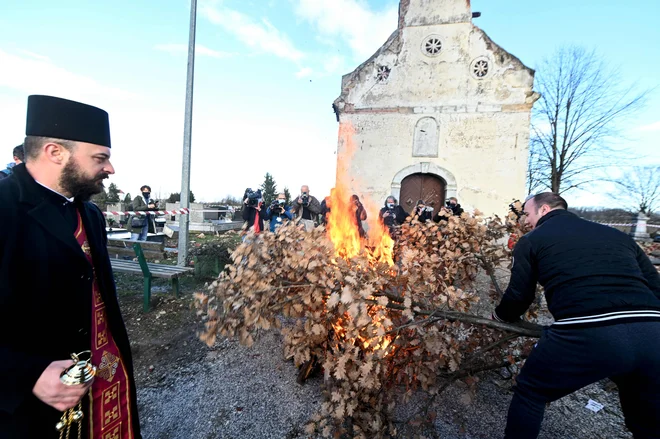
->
xmin=333 ymin=0 xmax=539 ymax=216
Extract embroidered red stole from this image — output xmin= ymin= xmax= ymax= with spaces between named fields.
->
xmin=75 ymin=211 xmax=134 ymax=439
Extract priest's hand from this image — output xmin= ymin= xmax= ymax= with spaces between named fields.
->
xmin=33 ymin=360 xmax=93 ymax=411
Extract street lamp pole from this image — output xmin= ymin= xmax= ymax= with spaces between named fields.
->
xmin=177 ymin=0 xmax=197 ymax=266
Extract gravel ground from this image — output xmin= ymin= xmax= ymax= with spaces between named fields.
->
xmin=134 ymin=328 xmax=631 ymax=439
xmin=137 ymin=332 xmax=321 ymax=439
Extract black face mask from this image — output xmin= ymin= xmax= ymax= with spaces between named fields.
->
xmin=143 ymin=192 xmax=150 ymax=199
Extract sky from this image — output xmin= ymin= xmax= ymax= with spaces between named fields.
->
xmin=0 ymin=0 xmax=658 ymax=208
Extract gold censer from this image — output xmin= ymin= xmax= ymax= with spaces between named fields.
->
xmin=56 ymin=351 xmax=96 ymax=439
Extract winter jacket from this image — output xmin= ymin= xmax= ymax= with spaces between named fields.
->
xmin=126 ymin=194 xmax=156 ymax=234
xmin=433 ymin=203 xmax=463 ymax=222
xmin=413 ymin=206 xmax=434 ymax=223
xmin=494 ymin=209 xmax=660 ymax=327
xmin=291 ymin=195 xmax=322 ymax=221
xmin=353 ymin=203 xmax=367 ymax=237
xmin=0 ymin=163 xmax=15 ymax=180
xmin=266 ymin=204 xmax=293 ymax=232
xmin=242 ymin=204 xmax=265 ymax=232
xmin=379 ymin=205 xmax=408 ymax=228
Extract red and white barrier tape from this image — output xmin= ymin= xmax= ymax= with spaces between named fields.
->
xmin=598 ymin=222 xmax=660 ymax=228
xmin=103 ymin=209 xmax=190 ymax=216
xmin=102 ymin=209 xmax=233 ymax=216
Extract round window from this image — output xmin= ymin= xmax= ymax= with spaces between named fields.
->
xmin=422 ymin=35 xmax=442 ymax=57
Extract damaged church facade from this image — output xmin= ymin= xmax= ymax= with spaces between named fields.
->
xmin=333 ymin=0 xmax=539 ymax=216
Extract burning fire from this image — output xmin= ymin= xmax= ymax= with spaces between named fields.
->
xmin=324 ymin=123 xmax=396 ymax=354
xmin=326 ymin=123 xmax=394 ymax=266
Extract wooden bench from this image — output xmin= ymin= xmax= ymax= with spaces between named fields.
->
xmin=110 ymin=243 xmax=193 ymax=312
xmin=108 ymin=237 xmax=167 ymax=260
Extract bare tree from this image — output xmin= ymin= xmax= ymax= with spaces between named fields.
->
xmin=612 ymin=166 xmax=660 ymax=214
xmin=529 ymin=46 xmax=646 ymax=194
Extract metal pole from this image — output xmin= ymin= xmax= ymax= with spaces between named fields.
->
xmin=177 ymin=0 xmax=197 ymax=266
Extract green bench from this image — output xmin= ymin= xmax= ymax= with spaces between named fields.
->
xmin=110 ymin=243 xmax=193 ymax=312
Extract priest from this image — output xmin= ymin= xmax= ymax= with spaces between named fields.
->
xmin=0 ymin=95 xmax=141 ymax=438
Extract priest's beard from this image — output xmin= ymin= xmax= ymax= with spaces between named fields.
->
xmin=60 ymin=159 xmax=109 ymax=202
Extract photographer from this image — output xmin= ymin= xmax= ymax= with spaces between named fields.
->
xmin=379 ymin=196 xmax=408 ymax=235
xmin=266 ymin=192 xmax=292 ymax=232
xmin=320 ymin=188 xmax=335 ymax=226
xmin=128 ymin=184 xmax=157 ymax=241
xmin=433 ymin=197 xmax=464 ymax=223
xmin=413 ymin=199 xmax=434 ymax=223
xmin=351 ymin=194 xmax=367 ymax=238
xmin=242 ymin=188 xmax=265 ymax=233
xmin=291 ymin=185 xmax=321 ymax=231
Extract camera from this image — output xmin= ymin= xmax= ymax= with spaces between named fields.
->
xmin=245 ymin=188 xmax=262 ymax=207
xmin=270 ymin=199 xmax=283 ymax=212
xmin=301 ymin=193 xmax=310 ymax=205
xmin=446 ymin=200 xmax=452 ymax=207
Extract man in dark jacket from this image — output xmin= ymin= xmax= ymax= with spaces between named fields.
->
xmin=379 ymin=196 xmax=408 ymax=235
xmin=351 ymin=194 xmax=368 ymax=238
xmin=291 ymin=185 xmax=322 ymax=231
xmin=127 ymin=185 xmax=157 ymax=240
xmin=0 ymin=145 xmax=25 ymax=180
xmin=242 ymin=188 xmax=265 ymax=233
xmin=493 ymin=192 xmax=660 ymax=439
xmin=413 ymin=199 xmax=434 ymax=223
xmin=433 ymin=196 xmax=464 ymax=222
xmin=0 ymin=95 xmax=141 ymax=438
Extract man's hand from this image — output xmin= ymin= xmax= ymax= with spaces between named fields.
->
xmin=383 ymin=212 xmax=391 ymax=218
xmin=33 ymin=361 xmax=93 ymax=411
xmin=148 ymin=203 xmax=156 ymax=209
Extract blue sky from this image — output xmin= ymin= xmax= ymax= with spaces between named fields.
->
xmin=1 ymin=0 xmax=658 ymax=208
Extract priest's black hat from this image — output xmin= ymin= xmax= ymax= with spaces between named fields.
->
xmin=25 ymin=95 xmax=111 ymax=148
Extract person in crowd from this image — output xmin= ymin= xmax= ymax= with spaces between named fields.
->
xmin=493 ymin=192 xmax=660 ymax=439
xmin=0 ymin=144 xmax=25 ymax=180
xmin=434 ymin=197 xmax=464 ymax=222
xmin=291 ymin=185 xmax=321 ymax=231
xmin=351 ymin=194 xmax=368 ymax=238
xmin=266 ymin=192 xmax=293 ymax=232
xmin=127 ymin=185 xmax=157 ymax=241
xmin=242 ymin=187 xmax=265 ymax=233
xmin=320 ymin=188 xmax=335 ymax=226
xmin=379 ymin=196 xmax=408 ymax=235
xmin=0 ymin=95 xmax=141 ymax=438
xmin=413 ymin=199 xmax=434 ymax=223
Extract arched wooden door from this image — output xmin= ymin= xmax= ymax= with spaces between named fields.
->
xmin=399 ymin=173 xmax=446 ymax=216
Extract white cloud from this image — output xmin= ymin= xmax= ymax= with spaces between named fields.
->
xmin=154 ymin=43 xmax=235 ymax=59
xmin=17 ymin=49 xmax=50 ymax=61
xmin=201 ymin=2 xmax=304 ymax=62
xmin=0 ymin=48 xmax=337 ymax=204
xmin=639 ymin=120 xmax=660 ymax=132
xmin=0 ymin=49 xmax=135 ymax=102
xmin=295 ymin=67 xmax=313 ymax=78
xmin=293 ymin=0 xmax=398 ymax=60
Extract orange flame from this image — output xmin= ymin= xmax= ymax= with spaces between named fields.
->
xmin=326 ymin=123 xmax=394 ymax=266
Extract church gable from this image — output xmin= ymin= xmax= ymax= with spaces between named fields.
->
xmin=334 ymin=0 xmax=536 ymax=115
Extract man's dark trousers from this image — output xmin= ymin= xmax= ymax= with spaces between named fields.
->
xmin=505 ymin=321 xmax=660 ymax=439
